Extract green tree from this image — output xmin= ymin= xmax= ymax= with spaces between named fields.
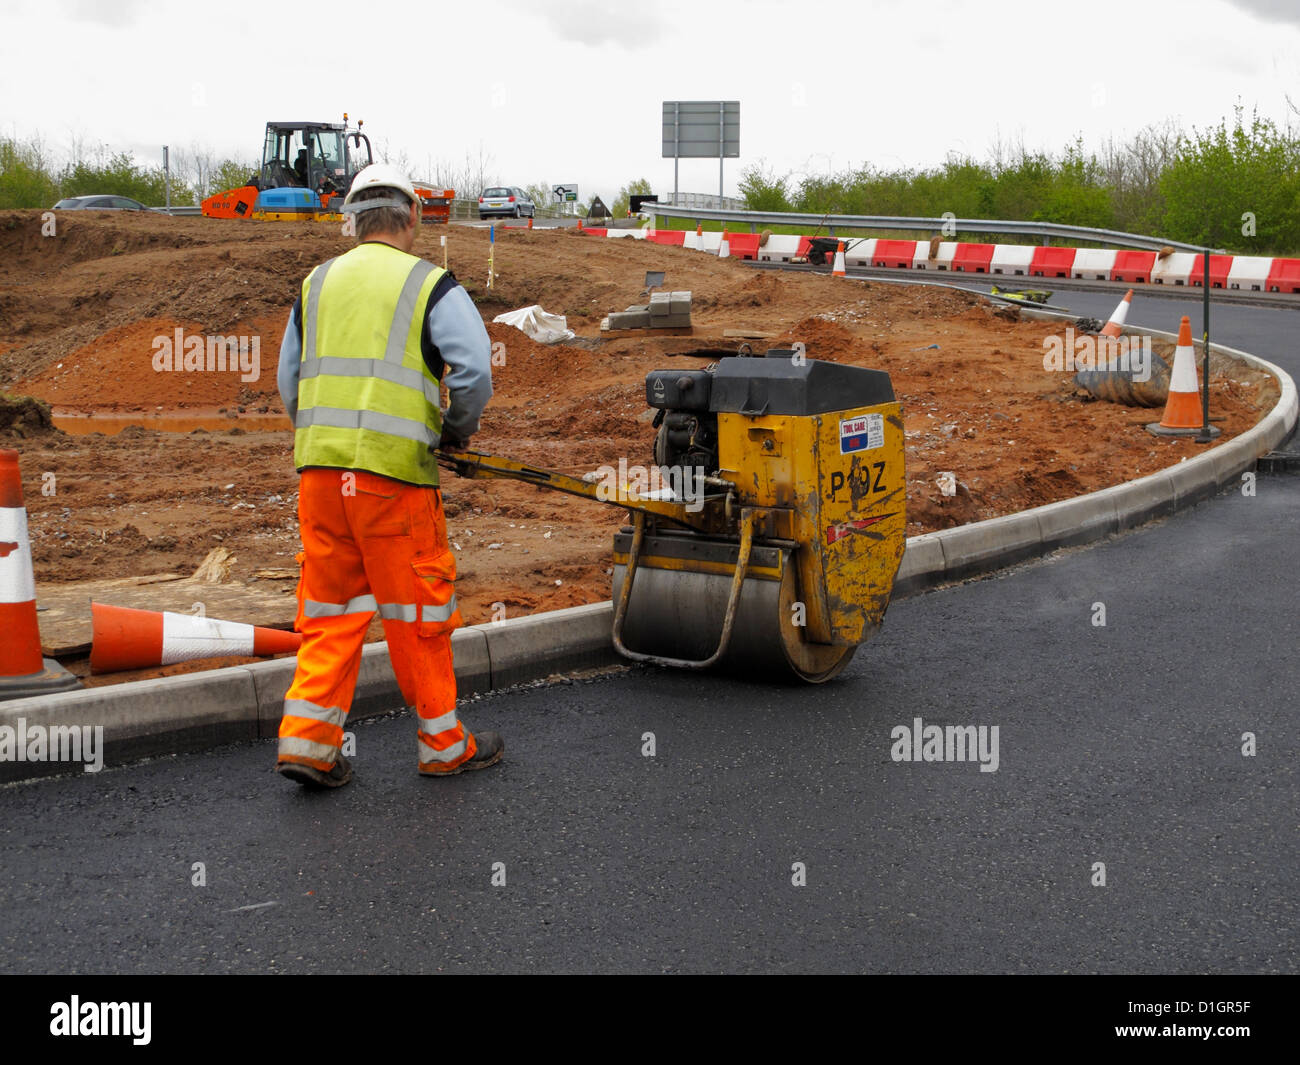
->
xmin=58 ymin=150 xmax=194 ymax=206
xmin=208 ymin=158 xmax=259 ymax=196
xmin=1159 ymin=106 xmax=1300 ymax=252
xmin=0 ymin=137 xmax=59 ymax=208
xmin=738 ymin=162 xmax=792 ymax=211
xmin=612 ymin=177 xmax=652 ymax=218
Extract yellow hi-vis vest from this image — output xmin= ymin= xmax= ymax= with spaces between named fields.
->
xmin=294 ymin=243 xmax=446 ymax=487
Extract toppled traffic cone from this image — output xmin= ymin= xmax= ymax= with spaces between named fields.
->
xmin=1100 ymin=289 xmax=1133 ymax=338
xmin=90 ymin=602 xmax=302 ymax=674
xmin=832 ymin=240 xmax=847 ymax=278
xmin=1147 ymin=316 xmax=1219 ymax=438
xmin=0 ymin=449 xmax=80 ymax=700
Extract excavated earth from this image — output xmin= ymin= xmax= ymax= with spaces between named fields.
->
xmin=0 ymin=210 xmax=1277 ymax=676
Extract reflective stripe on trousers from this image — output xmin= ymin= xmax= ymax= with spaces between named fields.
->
xmin=417 ymin=709 xmax=470 ymax=767
xmin=277 ymin=698 xmax=348 ymax=769
xmin=302 ymin=596 xmax=459 ymax=623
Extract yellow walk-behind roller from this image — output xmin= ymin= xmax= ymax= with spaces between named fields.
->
xmin=437 ymin=348 xmax=906 ymax=683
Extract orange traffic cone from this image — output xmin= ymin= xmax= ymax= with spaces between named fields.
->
xmin=0 ymin=449 xmax=79 ymax=700
xmin=718 ymin=228 xmax=731 ymax=259
xmin=527 ymin=216 xmax=533 ymax=229
xmin=832 ymin=240 xmax=847 ymax=277
xmin=1147 ymin=316 xmax=1217 ymax=438
xmin=1100 ymin=289 xmax=1133 ymax=338
xmin=577 ymin=218 xmax=584 ymax=232
xmin=90 ymin=602 xmax=302 ymax=674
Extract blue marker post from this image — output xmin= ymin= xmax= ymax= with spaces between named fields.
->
xmin=488 ymin=224 xmax=495 ymax=290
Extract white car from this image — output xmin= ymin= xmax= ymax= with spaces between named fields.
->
xmin=478 ymin=186 xmax=535 ymax=219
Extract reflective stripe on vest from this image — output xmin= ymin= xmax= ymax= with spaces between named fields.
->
xmin=295 ymin=245 xmax=446 ymax=486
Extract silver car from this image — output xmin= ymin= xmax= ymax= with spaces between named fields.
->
xmin=477 ymin=186 xmax=534 ymax=219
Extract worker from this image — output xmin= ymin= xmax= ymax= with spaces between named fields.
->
xmin=293 ymin=149 xmax=308 ymax=187
xmin=274 ymin=162 xmax=501 ymax=789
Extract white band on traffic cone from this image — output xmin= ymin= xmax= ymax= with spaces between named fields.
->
xmin=160 ymin=611 xmax=258 ymax=663
xmin=0 ymin=506 xmax=36 ymax=605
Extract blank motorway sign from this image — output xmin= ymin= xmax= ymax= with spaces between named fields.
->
xmin=662 ymin=101 xmax=739 ymax=159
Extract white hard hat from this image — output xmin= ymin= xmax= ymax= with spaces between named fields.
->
xmin=343 ymin=163 xmax=419 ymax=213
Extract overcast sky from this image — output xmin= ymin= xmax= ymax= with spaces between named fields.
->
xmin=2 ymin=0 xmax=1298 ymax=204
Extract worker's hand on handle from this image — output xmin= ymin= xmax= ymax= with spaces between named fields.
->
xmin=435 ymin=436 xmax=474 ymax=478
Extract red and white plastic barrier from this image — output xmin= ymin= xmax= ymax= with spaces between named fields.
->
xmin=990 ymin=244 xmax=1036 ymax=276
xmin=576 ymin=222 xmax=1300 ymax=297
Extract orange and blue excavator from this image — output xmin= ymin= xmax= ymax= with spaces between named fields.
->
xmin=202 ymin=115 xmax=452 ymax=223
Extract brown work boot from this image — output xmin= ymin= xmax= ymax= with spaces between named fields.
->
xmin=420 ymin=730 xmax=504 ymax=776
xmin=278 ymin=751 xmax=353 ymax=789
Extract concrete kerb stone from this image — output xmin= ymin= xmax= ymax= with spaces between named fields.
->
xmin=481 ymin=601 xmax=618 ymax=690
xmin=1031 ymin=488 xmax=1120 ymax=551
xmin=933 ymin=510 xmax=1044 ymax=583
xmin=892 ymin=533 xmax=944 ymax=597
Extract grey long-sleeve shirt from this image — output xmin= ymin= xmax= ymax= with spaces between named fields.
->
xmin=276 ymin=270 xmax=493 ymax=445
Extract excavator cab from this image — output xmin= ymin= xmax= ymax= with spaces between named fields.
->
xmin=259 ymin=121 xmax=372 ymax=198
xmin=201 ymin=115 xmax=451 ymax=223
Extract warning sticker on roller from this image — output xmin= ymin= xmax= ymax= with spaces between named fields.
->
xmin=839 ymin=413 xmax=883 ymax=454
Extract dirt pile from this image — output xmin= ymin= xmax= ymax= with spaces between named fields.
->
xmin=0 ymin=393 xmax=57 ymax=438
xmin=0 ymin=210 xmax=1278 ymax=630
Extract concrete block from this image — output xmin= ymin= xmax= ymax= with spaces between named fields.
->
xmin=608 ymin=310 xmax=651 ymax=329
xmin=935 ymin=511 xmax=1043 ymax=582
xmin=669 ymin=291 xmax=692 ymax=315
xmin=648 ymin=292 xmax=671 ymax=318
xmin=654 ymin=313 xmax=692 ymax=328
xmin=0 ymin=665 xmax=259 ymax=783
xmin=892 ymin=534 xmax=945 ymax=597
xmin=483 ymin=602 xmax=618 ymax=689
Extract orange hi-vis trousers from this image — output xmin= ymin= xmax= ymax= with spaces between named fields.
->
xmin=277 ymin=468 xmax=476 ymax=773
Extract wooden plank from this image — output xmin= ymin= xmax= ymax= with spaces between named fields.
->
xmin=36 ymin=574 xmax=298 ymax=657
xmin=722 ymin=329 xmax=776 ymax=339
xmin=598 ymin=326 xmax=695 ymax=337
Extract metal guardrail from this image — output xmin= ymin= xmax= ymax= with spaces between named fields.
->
xmin=641 ymin=203 xmax=1220 ymax=254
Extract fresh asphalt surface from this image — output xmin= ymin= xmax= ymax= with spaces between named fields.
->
xmin=0 ymin=287 xmax=1295 ymax=974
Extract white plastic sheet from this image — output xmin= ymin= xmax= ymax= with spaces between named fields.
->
xmin=492 ymin=305 xmax=574 ymax=344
